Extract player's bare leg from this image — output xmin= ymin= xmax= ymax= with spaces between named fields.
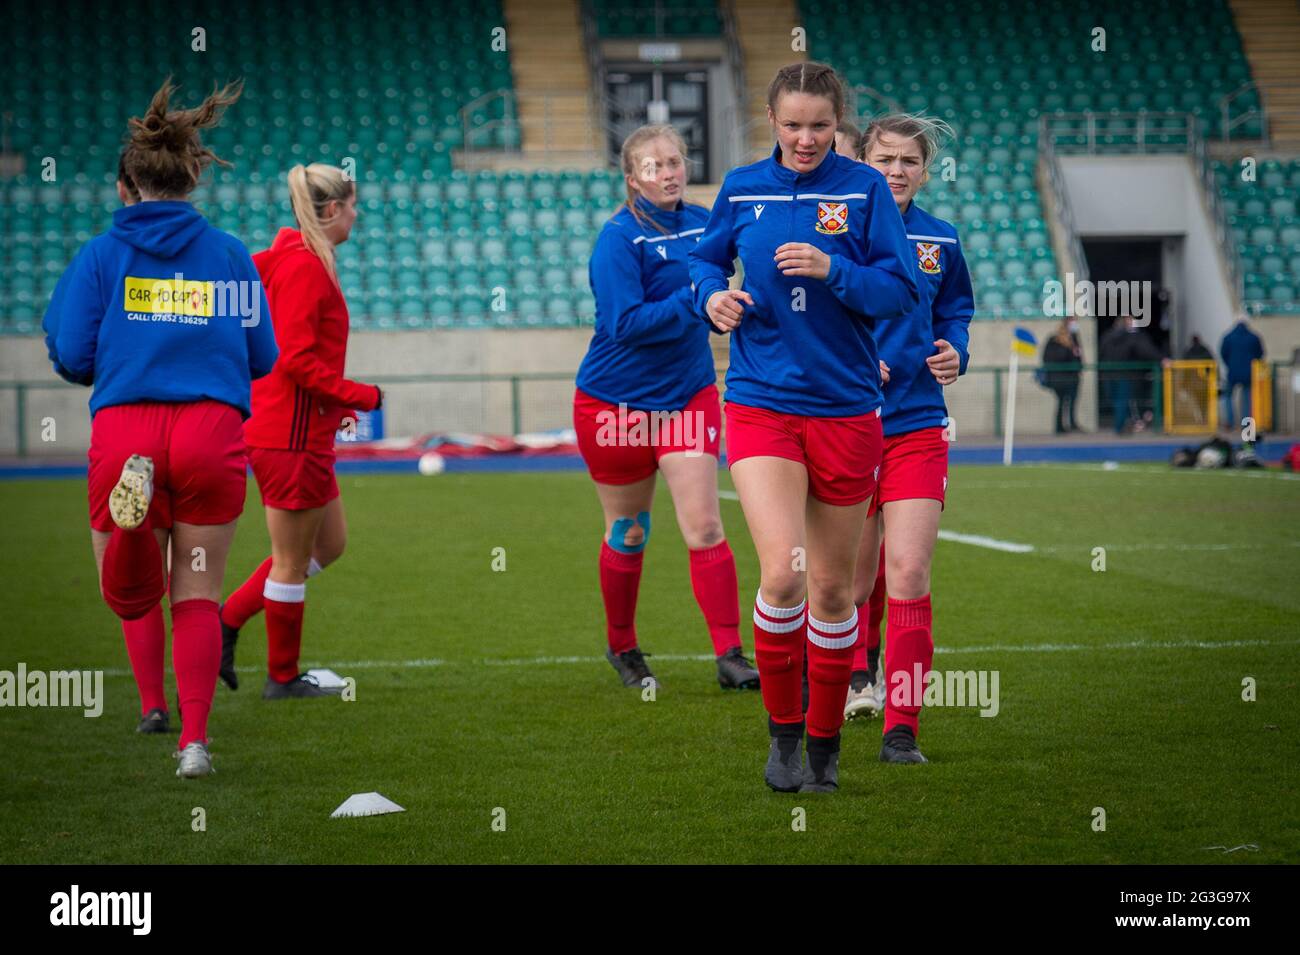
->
xmin=260 ymin=505 xmax=338 ymax=699
xmin=592 ymin=474 xmax=659 ymax=687
xmin=801 ymin=492 xmax=871 ymax=790
xmin=659 ymin=451 xmax=757 ymax=689
xmin=878 ymin=497 xmax=942 ymax=764
xmin=845 ymin=511 xmax=885 ymax=720
xmin=730 ymin=455 xmax=809 ymax=790
xmin=93 ymin=526 xmax=173 ymax=733
xmin=168 ymin=519 xmax=237 ymax=776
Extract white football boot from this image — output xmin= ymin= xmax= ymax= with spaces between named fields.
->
xmin=173 ymin=741 xmax=214 ymax=779
xmin=845 ymin=680 xmax=883 ymax=720
xmin=108 ymin=454 xmax=154 ymax=530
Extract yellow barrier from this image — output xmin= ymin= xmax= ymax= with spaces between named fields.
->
xmin=1163 ymin=360 xmax=1218 ymax=435
xmin=1251 ymin=359 xmax=1273 ymax=432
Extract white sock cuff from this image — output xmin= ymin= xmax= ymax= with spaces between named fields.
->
xmin=263 ymin=579 xmax=306 ymax=603
xmin=755 ymin=592 xmax=805 ymax=619
xmin=753 ymin=593 xmax=807 ymax=634
xmin=807 ymin=609 xmax=859 ymax=649
xmin=307 ymin=558 xmax=323 ymax=578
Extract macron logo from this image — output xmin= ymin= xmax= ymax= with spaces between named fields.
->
xmin=753 ymin=204 xmax=765 ymax=220
xmin=50 ymin=885 xmax=151 ymax=935
xmin=655 ymin=245 xmax=667 ymax=260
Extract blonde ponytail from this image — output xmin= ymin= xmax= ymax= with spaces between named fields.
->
xmin=287 ymin=163 xmax=354 ymax=280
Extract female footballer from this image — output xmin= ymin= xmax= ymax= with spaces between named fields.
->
xmin=218 ymin=164 xmax=382 ymax=699
xmin=43 ymin=78 xmax=279 ymax=777
xmin=690 ymin=63 xmax=918 ymax=793
xmin=844 ymin=115 xmax=975 ymax=764
xmin=575 ymin=124 xmax=760 ymax=692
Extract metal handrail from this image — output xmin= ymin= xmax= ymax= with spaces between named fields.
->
xmin=579 ymin=0 xmax=610 ymax=163
xmin=1188 ymin=116 xmax=1245 ymax=307
xmin=1036 ymin=119 xmax=1090 ymax=287
xmin=459 ymin=89 xmax=518 ymax=166
xmin=717 ymin=0 xmax=749 ymax=172
xmin=1218 ymin=81 xmax=1267 ymax=144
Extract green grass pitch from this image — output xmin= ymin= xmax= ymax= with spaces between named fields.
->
xmin=1 ymin=462 xmax=1297 ymax=864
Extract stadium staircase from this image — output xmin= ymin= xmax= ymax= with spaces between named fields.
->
xmin=731 ymin=0 xmax=807 ymax=161
xmin=501 ymin=0 xmax=605 ymax=167
xmin=1227 ymin=0 xmax=1300 ymax=149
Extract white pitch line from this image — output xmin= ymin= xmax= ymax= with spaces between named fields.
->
xmin=91 ymin=636 xmax=1300 ymax=678
xmin=722 ymin=490 xmax=1036 ymax=554
xmin=937 ymin=530 xmax=1035 ymax=553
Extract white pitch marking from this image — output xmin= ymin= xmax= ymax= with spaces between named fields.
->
xmin=937 ymin=530 xmax=1035 ymax=553
xmin=93 ymin=637 xmax=1299 ymax=679
xmin=723 ymin=491 xmax=1035 ymax=553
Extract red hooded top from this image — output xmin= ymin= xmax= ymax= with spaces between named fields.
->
xmin=243 ymin=228 xmax=380 ymax=452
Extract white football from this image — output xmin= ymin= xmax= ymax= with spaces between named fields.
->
xmin=417 ymin=452 xmax=446 ymax=476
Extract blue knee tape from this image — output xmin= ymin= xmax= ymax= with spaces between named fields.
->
xmin=608 ymin=511 xmax=651 ymax=554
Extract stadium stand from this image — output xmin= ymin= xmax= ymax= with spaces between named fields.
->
xmin=591 ymin=0 xmax=723 ymax=36
xmin=797 ymin=0 xmax=1271 ymax=317
xmin=2 ymin=0 xmax=1296 ymax=334
xmin=1219 ymin=158 xmax=1300 ymax=314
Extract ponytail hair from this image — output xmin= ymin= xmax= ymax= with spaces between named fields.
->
xmin=124 ymin=76 xmax=242 ymax=198
xmin=287 ymin=163 xmax=355 ymax=280
xmin=619 ymin=124 xmax=690 ymax=235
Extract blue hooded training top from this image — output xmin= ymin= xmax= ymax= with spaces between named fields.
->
xmin=42 ymin=200 xmax=279 ymax=417
xmin=575 ymin=196 xmax=716 ymax=410
xmin=877 ymin=201 xmax=975 ymax=437
xmin=689 ymin=145 xmax=918 ymax=417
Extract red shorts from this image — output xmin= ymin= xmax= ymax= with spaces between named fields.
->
xmin=573 ymin=384 xmax=722 ymax=485
xmin=724 ymin=402 xmax=883 ymax=506
xmin=248 ymin=447 xmax=340 ymax=511
xmin=867 ymin=426 xmax=950 ymax=517
xmin=87 ymin=400 xmax=246 ymax=532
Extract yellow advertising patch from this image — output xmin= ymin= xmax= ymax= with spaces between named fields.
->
xmin=124 ymin=277 xmax=215 ymax=317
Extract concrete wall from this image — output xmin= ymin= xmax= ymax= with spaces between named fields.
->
xmin=1059 ymin=154 xmax=1238 ymax=354
xmin=6 ymin=314 xmax=1297 ymax=456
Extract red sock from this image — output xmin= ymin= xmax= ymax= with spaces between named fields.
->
xmin=171 ymin=598 xmax=219 ymax=748
xmin=599 ymin=542 xmax=643 ymax=654
xmin=752 ymin=594 xmax=805 ymax=724
xmin=852 ymin=554 xmax=887 ymax=670
xmin=263 ymin=578 xmax=306 ymax=683
xmin=101 ymin=523 xmax=165 ymax=620
xmin=883 ymin=594 xmax=934 ymax=736
xmin=222 ymin=556 xmax=272 ymax=629
xmin=806 ymin=609 xmax=859 ymax=738
xmin=688 ymin=541 xmax=741 ymax=655
xmin=122 ymin=603 xmax=166 ymax=715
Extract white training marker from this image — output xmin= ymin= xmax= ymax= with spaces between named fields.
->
xmin=331 ymin=792 xmax=405 ymax=819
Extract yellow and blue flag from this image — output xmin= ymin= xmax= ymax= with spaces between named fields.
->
xmin=1011 ymin=327 xmax=1037 ymax=358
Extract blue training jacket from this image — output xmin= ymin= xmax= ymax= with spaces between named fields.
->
xmin=689 ymin=145 xmax=918 ymax=417
xmin=42 ymin=201 xmax=279 ymax=418
xmin=878 ymin=201 xmax=975 ymax=436
xmin=575 ymin=196 xmax=716 ymax=410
